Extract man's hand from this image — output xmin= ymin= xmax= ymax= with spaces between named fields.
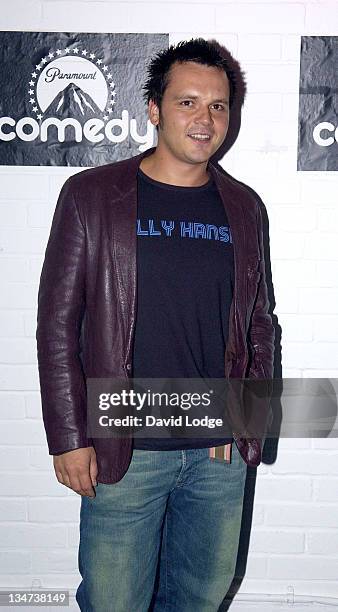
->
xmin=53 ymin=447 xmax=98 ymax=498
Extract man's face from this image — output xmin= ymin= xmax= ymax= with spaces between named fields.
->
xmin=149 ymin=61 xmax=230 ymax=166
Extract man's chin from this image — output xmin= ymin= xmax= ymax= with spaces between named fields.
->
xmin=184 ymin=152 xmax=213 ymax=165
xmin=183 ymin=142 xmax=221 ymax=165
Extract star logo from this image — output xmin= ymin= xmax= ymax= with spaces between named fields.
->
xmin=27 ymin=44 xmax=117 ymax=121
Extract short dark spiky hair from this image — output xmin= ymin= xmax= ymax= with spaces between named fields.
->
xmin=143 ymin=38 xmax=245 ymax=111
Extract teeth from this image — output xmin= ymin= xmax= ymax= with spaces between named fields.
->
xmin=189 ymin=134 xmax=210 ymax=140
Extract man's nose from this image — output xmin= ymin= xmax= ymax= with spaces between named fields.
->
xmin=194 ymin=106 xmax=213 ymax=124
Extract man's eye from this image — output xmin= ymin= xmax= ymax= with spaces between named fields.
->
xmin=212 ymin=104 xmax=225 ymax=111
xmin=180 ymin=100 xmax=193 ymax=106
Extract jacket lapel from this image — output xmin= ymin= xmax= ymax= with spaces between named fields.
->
xmin=209 ymin=163 xmax=248 ymax=377
xmin=108 ymin=155 xmax=140 ymax=365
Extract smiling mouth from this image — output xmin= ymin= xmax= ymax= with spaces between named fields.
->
xmin=188 ymin=133 xmax=212 ymax=142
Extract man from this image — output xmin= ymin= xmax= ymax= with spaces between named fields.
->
xmin=37 ymin=39 xmax=274 ymax=611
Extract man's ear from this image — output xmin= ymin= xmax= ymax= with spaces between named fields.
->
xmin=148 ymin=100 xmax=160 ymax=127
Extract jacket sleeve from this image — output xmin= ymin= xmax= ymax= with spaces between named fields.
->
xmin=36 ymin=177 xmax=92 ymax=455
xmin=247 ymin=202 xmax=275 ymax=380
xmin=243 ymin=202 xmax=275 ymax=447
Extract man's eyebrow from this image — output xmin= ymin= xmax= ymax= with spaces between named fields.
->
xmin=173 ymin=94 xmax=198 ymax=100
xmin=212 ymin=98 xmax=229 ymax=106
xmin=173 ymin=94 xmax=229 ymax=105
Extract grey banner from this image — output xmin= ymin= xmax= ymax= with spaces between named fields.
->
xmin=86 ymin=378 xmax=338 ymax=440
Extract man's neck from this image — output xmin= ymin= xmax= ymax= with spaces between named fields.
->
xmin=140 ymin=149 xmax=210 ymax=187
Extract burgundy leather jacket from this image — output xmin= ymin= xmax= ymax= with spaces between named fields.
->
xmin=36 ymin=148 xmax=275 ymax=483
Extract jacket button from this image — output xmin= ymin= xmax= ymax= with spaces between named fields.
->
xmin=126 ymin=363 xmax=131 ymax=371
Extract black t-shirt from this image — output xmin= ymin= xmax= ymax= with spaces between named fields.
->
xmin=132 ymin=168 xmax=233 ymax=449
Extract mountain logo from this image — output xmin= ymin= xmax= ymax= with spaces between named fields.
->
xmin=29 ymin=47 xmax=116 ymax=122
xmin=44 ymin=83 xmax=102 ymax=119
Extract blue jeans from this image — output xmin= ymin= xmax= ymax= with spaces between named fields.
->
xmin=76 ymin=443 xmax=247 ymax=612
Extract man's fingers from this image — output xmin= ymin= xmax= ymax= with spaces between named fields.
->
xmin=89 ymin=454 xmax=98 ymax=487
xmin=54 ymin=468 xmax=65 ymax=485
xmin=54 ymin=467 xmax=72 ymax=490
xmin=53 ymin=447 xmax=97 ymax=496
xmin=56 ymin=469 xmax=95 ymax=497
xmin=70 ymin=473 xmax=95 ymax=497
xmin=62 ymin=472 xmax=72 ymax=489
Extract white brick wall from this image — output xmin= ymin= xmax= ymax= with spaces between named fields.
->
xmin=0 ymin=0 xmax=337 ymax=608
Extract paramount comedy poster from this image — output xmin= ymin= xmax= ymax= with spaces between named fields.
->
xmin=0 ymin=32 xmax=168 ymax=166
